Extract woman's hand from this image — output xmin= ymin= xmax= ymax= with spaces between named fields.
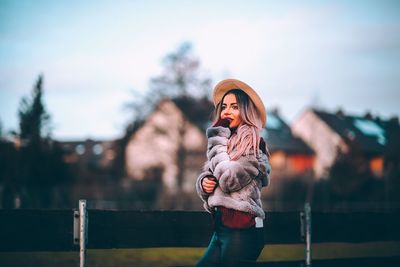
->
xmin=202 ymin=176 xmax=218 ymax=193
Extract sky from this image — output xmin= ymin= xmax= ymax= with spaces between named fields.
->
xmin=1 ymin=0 xmax=399 ymax=140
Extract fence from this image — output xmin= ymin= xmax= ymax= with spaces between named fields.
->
xmin=1 ymin=200 xmax=400 ymax=267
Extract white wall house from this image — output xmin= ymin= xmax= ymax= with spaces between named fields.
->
xmin=291 ymin=109 xmax=348 ymax=178
xmin=125 ymin=99 xmax=207 ymax=194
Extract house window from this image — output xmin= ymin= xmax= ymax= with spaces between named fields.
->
xmin=289 ymin=155 xmax=314 ymax=174
xmin=370 ymin=156 xmax=384 ymax=178
xmin=270 ymin=151 xmax=286 ymax=170
xmin=353 ymin=119 xmax=386 ymax=145
xmin=75 ymin=144 xmax=85 ymax=155
xmin=267 ymin=114 xmax=282 ymax=130
xmin=105 ymin=149 xmax=115 ymax=160
xmin=93 ymin=144 xmax=104 ymax=155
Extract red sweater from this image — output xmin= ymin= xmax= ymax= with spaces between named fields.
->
xmin=219 ymin=206 xmax=255 ymax=229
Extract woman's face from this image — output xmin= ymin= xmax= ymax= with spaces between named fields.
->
xmin=220 ymin=93 xmax=242 ymax=128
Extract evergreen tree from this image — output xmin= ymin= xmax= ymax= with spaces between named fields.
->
xmin=18 ymin=75 xmax=51 ymax=143
xmin=0 ymin=139 xmax=18 ymax=208
xmin=6 ymin=74 xmax=70 ymax=208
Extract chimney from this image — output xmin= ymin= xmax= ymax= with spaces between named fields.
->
xmin=271 ymin=107 xmax=280 ymax=115
xmin=364 ymin=111 xmax=373 ymax=120
xmin=335 ymin=108 xmax=345 ymax=119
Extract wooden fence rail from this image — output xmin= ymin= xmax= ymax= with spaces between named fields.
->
xmin=1 ymin=200 xmax=400 ymax=266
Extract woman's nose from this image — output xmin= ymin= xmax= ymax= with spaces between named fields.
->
xmin=223 ymin=108 xmax=232 ymax=115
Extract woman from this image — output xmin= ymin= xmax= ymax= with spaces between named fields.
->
xmin=196 ymin=79 xmax=271 ymax=267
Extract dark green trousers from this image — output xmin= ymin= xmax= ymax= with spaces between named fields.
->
xmin=196 ymin=211 xmax=265 ymax=267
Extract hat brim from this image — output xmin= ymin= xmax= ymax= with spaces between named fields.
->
xmin=213 ymin=79 xmax=266 ymax=127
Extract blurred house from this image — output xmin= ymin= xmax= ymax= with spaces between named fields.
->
xmin=263 ymin=109 xmax=315 ymax=180
xmin=261 ymin=109 xmax=315 ymax=208
xmin=60 ymin=139 xmax=119 ymax=206
xmin=61 ymin=139 xmax=117 ymax=175
xmin=292 ymin=108 xmax=398 ymax=179
xmin=124 ymin=99 xmax=208 ymax=195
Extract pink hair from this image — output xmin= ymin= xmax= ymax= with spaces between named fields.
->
xmin=213 ymin=89 xmax=264 ymax=160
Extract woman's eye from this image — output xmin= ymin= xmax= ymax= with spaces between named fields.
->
xmin=233 ymin=105 xmax=239 ymax=110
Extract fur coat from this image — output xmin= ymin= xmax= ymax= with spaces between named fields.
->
xmin=196 ymin=126 xmax=271 ymax=219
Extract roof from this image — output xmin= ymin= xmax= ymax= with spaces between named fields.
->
xmin=312 ymin=109 xmax=398 ymax=156
xmin=171 ymin=96 xmax=214 ymax=131
xmin=263 ymin=110 xmax=313 ymax=155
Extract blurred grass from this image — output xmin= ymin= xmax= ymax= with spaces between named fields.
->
xmin=1 ymin=242 xmax=400 ymax=267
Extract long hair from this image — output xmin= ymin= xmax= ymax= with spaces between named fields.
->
xmin=213 ymin=89 xmax=263 ymax=160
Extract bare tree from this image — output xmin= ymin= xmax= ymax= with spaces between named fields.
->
xmin=123 ymin=42 xmax=213 ymax=209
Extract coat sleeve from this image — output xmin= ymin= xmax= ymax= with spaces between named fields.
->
xmin=206 ymin=126 xmax=260 ymax=193
xmin=256 ymin=151 xmax=272 ymax=187
xmin=195 ymin=165 xmax=214 ymax=202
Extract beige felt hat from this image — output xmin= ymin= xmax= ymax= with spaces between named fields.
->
xmin=212 ymin=78 xmax=267 ymax=127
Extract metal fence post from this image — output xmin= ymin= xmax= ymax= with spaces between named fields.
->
xmin=79 ymin=199 xmax=88 ymax=267
xmin=302 ymin=202 xmax=312 ymax=267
